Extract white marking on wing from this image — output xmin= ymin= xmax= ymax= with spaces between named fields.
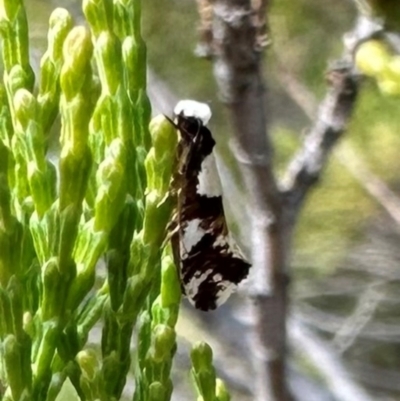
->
xmin=181 ymin=218 xmax=207 ymax=258
xmin=197 ymin=153 xmax=222 ymax=197
xmin=185 ymin=269 xmax=213 ymax=299
xmin=215 ymin=281 xmax=237 ymax=307
xmin=214 ymin=234 xmax=248 ymax=260
xmin=213 ymin=273 xmax=223 ymax=282
xmin=214 ymin=235 xmax=227 ymax=248
xmin=185 ymin=270 xmax=241 ymax=309
xmin=174 ymin=100 xmax=212 ymax=125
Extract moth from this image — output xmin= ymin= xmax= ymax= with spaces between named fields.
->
xmin=169 ymin=100 xmax=251 ymax=311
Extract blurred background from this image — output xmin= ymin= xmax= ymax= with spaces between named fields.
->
xmin=18 ymin=0 xmax=400 ymax=400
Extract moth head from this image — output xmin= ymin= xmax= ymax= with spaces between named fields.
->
xmin=174 ymin=100 xmax=212 ymax=126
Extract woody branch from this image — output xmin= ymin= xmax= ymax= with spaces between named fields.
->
xmin=195 ymin=1 xmax=386 ymax=401
xmin=197 ymin=1 xmax=291 ymax=401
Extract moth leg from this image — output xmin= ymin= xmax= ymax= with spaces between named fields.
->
xmin=162 ymin=209 xmax=179 ymax=248
xmin=170 ymin=230 xmax=187 ymax=296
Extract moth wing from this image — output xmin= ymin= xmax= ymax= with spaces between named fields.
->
xmin=180 ymin=233 xmax=251 ymax=311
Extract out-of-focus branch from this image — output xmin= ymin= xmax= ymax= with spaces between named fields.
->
xmin=332 ymin=280 xmax=385 ymax=352
xmin=350 ymin=361 xmax=400 ymax=392
xmin=274 ymin=67 xmax=317 ymax=118
xmin=297 ymin=303 xmax=400 ymax=342
xmin=335 ymin=145 xmax=400 ymax=226
xmin=289 ymin=318 xmax=375 ymax=401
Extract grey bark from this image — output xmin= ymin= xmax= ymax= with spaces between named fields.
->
xmin=209 ymin=2 xmax=290 ymax=400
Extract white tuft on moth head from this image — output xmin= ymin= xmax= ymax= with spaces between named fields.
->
xmin=174 ymin=100 xmax=212 ymax=125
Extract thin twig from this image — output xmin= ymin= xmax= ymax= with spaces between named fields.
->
xmin=276 ymin=18 xmax=400 ymax=230
xmin=276 ymin=59 xmax=400 ymax=230
xmin=296 ymin=304 xmax=400 ymax=342
xmin=349 ymin=360 xmax=400 ymax=392
xmin=282 ymin=61 xmax=359 ymax=220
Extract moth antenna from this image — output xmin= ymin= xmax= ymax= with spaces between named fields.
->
xmin=163 ymin=114 xmax=178 ymax=128
xmin=165 ymin=113 xmax=203 ymax=141
xmin=192 ymin=124 xmax=201 ymax=143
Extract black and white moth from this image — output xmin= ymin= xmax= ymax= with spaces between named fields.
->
xmin=170 ymin=100 xmax=251 ymax=311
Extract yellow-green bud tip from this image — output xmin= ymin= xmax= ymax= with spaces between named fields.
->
xmin=49 ymin=8 xmax=72 ymax=30
xmin=191 ymin=341 xmax=213 ymax=371
xmin=13 ymin=88 xmax=37 ymax=124
xmin=355 ymin=40 xmax=391 ymax=77
xmin=149 ymin=114 xmax=177 ymax=153
xmin=76 ymin=349 xmax=99 ymax=380
xmin=63 ymin=26 xmax=93 ymax=67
